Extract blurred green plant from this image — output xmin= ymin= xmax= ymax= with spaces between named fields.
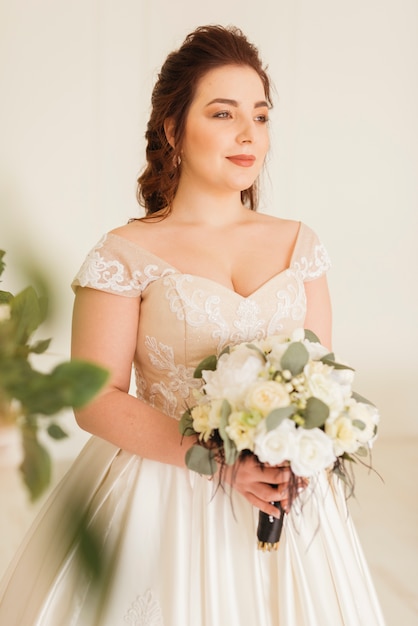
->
xmin=0 ymin=249 xmax=109 ymax=500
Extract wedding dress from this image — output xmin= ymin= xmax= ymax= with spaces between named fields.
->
xmin=0 ymin=223 xmax=385 ymax=625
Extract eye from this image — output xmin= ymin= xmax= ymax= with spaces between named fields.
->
xmin=254 ymin=114 xmax=269 ymax=123
xmin=213 ymin=111 xmax=232 ymax=119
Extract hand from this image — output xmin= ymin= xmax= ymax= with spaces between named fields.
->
xmin=221 ymin=454 xmax=308 ymax=518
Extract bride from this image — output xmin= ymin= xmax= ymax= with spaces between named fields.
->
xmin=0 ymin=25 xmax=385 ymax=625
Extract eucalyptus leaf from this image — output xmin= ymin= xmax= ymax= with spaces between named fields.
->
xmin=351 ymin=391 xmax=375 ymax=406
xmin=218 ymin=400 xmax=238 ymax=465
xmin=265 ymin=406 xmax=296 ymax=431
xmin=194 ymin=354 xmax=217 ymax=379
xmin=304 ymin=329 xmax=321 ymax=343
xmin=47 ymin=423 xmax=69 ymax=440
xmin=304 ymin=397 xmax=329 ymax=429
xmin=352 ymin=419 xmax=366 ymax=431
xmin=321 ymin=357 xmax=355 ymax=371
xmin=179 ymin=409 xmax=195 ymax=436
xmin=185 ymin=444 xmax=217 ymax=475
xmin=281 ymin=342 xmax=309 ymax=376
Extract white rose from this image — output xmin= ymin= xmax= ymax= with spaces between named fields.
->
xmin=330 ymin=367 xmax=355 ymax=400
xmin=202 ymin=349 xmax=265 ymax=405
xmin=225 ymin=410 xmax=261 ymax=452
xmin=325 ymin=416 xmax=360 ymax=456
xmin=245 ymin=380 xmax=290 ymax=417
xmin=254 ymin=418 xmax=296 ymax=466
xmin=347 ymin=401 xmax=379 ymax=444
xmin=0 ymin=303 xmax=11 ymax=322
xmin=303 ymin=360 xmax=346 ymax=418
xmin=302 ymin=340 xmax=329 ymax=361
xmin=290 ymin=427 xmax=336 ymax=476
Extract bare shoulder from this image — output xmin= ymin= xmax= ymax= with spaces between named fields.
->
xmin=249 ymin=212 xmax=301 ymax=239
xmin=110 ymin=219 xmax=164 ymax=246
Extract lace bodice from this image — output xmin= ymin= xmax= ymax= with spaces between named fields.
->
xmin=72 ymin=223 xmax=330 ymax=420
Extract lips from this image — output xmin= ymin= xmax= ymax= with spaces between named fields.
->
xmin=226 ymin=155 xmax=256 ymax=167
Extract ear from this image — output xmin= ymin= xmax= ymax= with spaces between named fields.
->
xmin=164 ymin=118 xmax=176 ymax=148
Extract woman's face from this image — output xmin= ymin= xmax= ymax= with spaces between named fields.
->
xmin=175 ymin=64 xmax=270 ymax=197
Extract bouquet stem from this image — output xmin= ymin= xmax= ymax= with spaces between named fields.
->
xmin=257 ymin=501 xmax=285 ymax=551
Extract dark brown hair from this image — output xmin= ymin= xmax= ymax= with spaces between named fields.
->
xmin=136 ymin=25 xmax=272 ymax=217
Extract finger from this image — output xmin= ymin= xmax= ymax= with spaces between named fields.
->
xmin=245 ymin=493 xmax=286 ymax=518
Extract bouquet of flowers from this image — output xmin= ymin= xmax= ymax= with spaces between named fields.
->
xmin=179 ymin=329 xmax=379 ymax=550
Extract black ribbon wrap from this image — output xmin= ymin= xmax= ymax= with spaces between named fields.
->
xmin=257 ymin=501 xmax=285 ymax=551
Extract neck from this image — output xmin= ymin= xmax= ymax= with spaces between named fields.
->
xmin=169 ymin=182 xmax=251 ymax=227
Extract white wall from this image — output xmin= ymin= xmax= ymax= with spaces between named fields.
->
xmin=1 ymin=0 xmax=417 ymax=448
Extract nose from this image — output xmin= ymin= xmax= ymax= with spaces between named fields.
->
xmin=236 ymin=118 xmax=254 ymax=144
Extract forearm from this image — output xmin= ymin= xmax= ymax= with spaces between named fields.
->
xmin=74 ymin=389 xmax=196 ymax=468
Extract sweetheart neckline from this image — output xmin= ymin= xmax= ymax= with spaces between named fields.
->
xmin=106 ymin=229 xmax=304 ymax=299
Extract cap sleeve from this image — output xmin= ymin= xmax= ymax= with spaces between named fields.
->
xmin=290 ymin=223 xmax=331 ymax=282
xmin=71 ymin=233 xmax=160 ymax=297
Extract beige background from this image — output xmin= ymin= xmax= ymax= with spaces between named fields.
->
xmin=0 ymin=1 xmax=417 ymax=623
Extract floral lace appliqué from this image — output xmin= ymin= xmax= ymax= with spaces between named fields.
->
xmin=124 ymin=588 xmax=164 ymax=625
xmin=145 ymin=336 xmax=200 ymax=417
xmin=292 ymin=243 xmax=331 ymax=281
xmin=74 ymin=236 xmax=175 ymax=294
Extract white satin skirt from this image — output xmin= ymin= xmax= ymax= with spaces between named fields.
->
xmin=0 ymin=436 xmax=385 ymax=625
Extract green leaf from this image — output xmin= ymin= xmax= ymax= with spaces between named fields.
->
xmin=194 ymin=354 xmax=217 ymax=378
xmin=352 ymin=419 xmax=366 ymax=431
xmin=47 ymin=423 xmax=68 ymax=440
xmin=0 ymin=250 xmax=6 ymax=278
xmin=29 ymin=338 xmax=51 ymax=354
xmin=265 ymin=406 xmax=296 ymax=431
xmin=50 ymin=360 xmax=109 ymax=409
xmin=179 ymin=409 xmax=196 ymax=436
xmin=10 ymin=286 xmax=44 ymax=343
xmin=351 ymin=391 xmax=375 ymax=406
xmin=20 ymin=426 xmax=52 ymax=501
xmin=304 ymin=329 xmax=321 ymax=343
xmin=245 ymin=343 xmax=267 ymax=361
xmin=185 ymin=444 xmax=217 ymax=475
xmin=281 ymin=342 xmax=309 ymax=375
xmin=303 ymin=397 xmax=329 ymax=428
xmin=321 ymin=357 xmax=355 ymax=371
xmin=0 ymin=290 xmax=13 ymax=303
xmin=218 ymin=400 xmax=238 ymax=465
xmin=220 ymin=399 xmax=231 ymax=422
xmin=356 ymin=446 xmax=368 ymax=457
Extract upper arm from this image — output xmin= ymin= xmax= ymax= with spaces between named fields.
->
xmin=303 ymin=274 xmax=332 ymax=350
xmin=71 ymin=287 xmax=141 ymax=394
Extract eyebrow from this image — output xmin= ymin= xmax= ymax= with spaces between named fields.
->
xmin=205 ymin=98 xmax=269 ymax=108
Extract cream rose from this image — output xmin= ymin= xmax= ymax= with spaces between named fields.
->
xmin=225 ymin=410 xmax=261 ymax=452
xmin=325 ymin=416 xmax=360 ymax=456
xmin=290 ymin=427 xmax=336 ymax=476
xmin=191 ymin=405 xmax=212 ymax=442
xmin=245 ymin=380 xmax=290 ymax=417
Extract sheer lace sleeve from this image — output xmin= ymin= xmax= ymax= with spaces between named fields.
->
xmin=290 ymin=223 xmax=331 ymax=282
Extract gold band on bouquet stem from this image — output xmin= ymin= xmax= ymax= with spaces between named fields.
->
xmin=257 ymin=541 xmax=280 ymax=552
